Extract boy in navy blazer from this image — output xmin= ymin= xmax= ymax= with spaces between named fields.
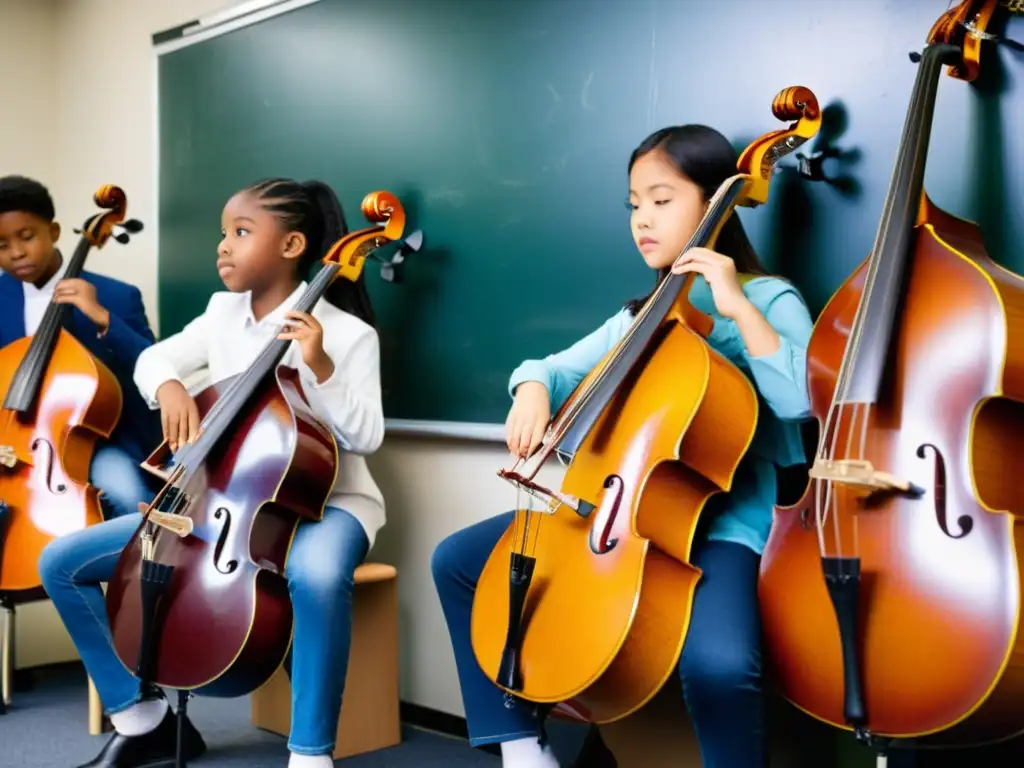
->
xmin=0 ymin=175 xmax=161 ymax=519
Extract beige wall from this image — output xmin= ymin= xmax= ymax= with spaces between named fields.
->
xmin=0 ymin=0 xmax=66 ymax=669
xmin=6 ymin=0 xmax=564 ymax=718
xmin=0 ymin=1 xmax=56 ymax=177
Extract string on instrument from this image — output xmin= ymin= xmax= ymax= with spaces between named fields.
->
xmin=509 ymin=483 xmax=541 ymax=562
xmin=812 ymin=35 xmax=976 ymax=569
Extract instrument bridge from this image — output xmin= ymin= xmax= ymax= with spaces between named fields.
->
xmin=0 ymin=446 xmax=16 ymax=469
xmin=810 ymin=458 xmax=921 ymax=496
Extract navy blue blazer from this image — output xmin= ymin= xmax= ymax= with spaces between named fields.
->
xmin=0 ymin=270 xmax=162 ymax=461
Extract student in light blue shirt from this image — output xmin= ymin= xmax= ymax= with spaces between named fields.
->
xmin=432 ymin=124 xmax=813 ymax=768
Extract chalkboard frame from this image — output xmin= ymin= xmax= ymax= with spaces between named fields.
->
xmin=151 ymin=1 xmax=1024 ymax=441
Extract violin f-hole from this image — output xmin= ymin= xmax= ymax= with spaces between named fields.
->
xmin=589 ymin=476 xmax=624 ymax=555
xmin=212 ymin=508 xmax=238 ymax=574
xmin=30 ymin=437 xmax=66 ymax=494
xmin=916 ymin=443 xmax=972 ymax=540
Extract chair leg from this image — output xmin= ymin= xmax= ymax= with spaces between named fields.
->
xmin=88 ymin=677 xmax=103 ymax=735
xmin=1 ymin=600 xmax=14 ymax=712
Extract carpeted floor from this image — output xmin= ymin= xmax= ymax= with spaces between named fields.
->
xmin=0 ymin=664 xmax=510 ymax=767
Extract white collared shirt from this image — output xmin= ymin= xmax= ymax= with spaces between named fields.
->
xmin=22 ymin=256 xmax=68 ymax=335
xmin=133 ymin=283 xmax=386 ymax=547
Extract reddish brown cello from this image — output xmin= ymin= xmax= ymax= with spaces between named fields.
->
xmin=759 ymin=0 xmax=1024 ymax=750
xmin=470 ymin=87 xmax=821 ymax=723
xmin=105 ymin=192 xmax=404 ymax=698
xmin=0 ymin=186 xmax=137 ymax=592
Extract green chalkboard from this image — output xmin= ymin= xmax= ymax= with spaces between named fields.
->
xmin=157 ymin=0 xmax=1024 ymax=424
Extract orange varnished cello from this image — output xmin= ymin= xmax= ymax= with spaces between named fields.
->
xmin=759 ymin=0 xmax=1024 ymax=751
xmin=0 ymin=186 xmax=135 ymax=592
xmin=470 ymin=87 xmax=822 ymax=723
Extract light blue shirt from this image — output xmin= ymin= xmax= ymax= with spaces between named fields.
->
xmin=508 ymin=275 xmax=814 ymax=555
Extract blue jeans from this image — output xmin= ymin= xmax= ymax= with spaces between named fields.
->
xmin=432 ymin=512 xmax=766 ymax=768
xmin=89 ymin=440 xmax=158 ymax=520
xmin=38 ymin=505 xmax=369 ymax=756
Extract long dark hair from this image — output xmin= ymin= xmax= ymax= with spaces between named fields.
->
xmin=624 ymin=125 xmax=767 ymax=316
xmin=244 ymin=178 xmax=376 ymax=327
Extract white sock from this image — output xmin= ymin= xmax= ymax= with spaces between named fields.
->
xmin=501 ymin=736 xmax=560 ymax=768
xmin=288 ymin=754 xmax=333 ymax=767
xmin=109 ymin=697 xmax=168 ymax=737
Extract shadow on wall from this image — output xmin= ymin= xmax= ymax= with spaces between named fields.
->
xmin=767 ymin=99 xmax=863 ymax=317
xmin=971 ymin=13 xmax=1024 ymax=274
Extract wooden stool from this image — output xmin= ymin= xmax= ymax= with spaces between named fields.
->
xmin=87 ymin=677 xmax=108 ymax=735
xmin=251 ymin=562 xmax=401 ymax=759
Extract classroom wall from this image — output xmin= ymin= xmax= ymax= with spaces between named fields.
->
xmin=13 ymin=0 xmax=563 ymax=717
xmin=0 ymin=0 xmax=56 ymax=177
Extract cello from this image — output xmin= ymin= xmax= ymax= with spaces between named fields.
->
xmin=0 ymin=185 xmax=139 ymax=592
xmin=759 ymin=0 xmax=1024 ymax=753
xmin=104 ymin=191 xmax=405 ymax=699
xmin=470 ymin=87 xmax=821 ymax=723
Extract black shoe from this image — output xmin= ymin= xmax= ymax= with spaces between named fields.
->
xmin=77 ymin=703 xmax=207 ymax=767
xmin=572 ymin=725 xmax=617 ymax=768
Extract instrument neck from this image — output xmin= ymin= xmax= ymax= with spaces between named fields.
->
xmin=839 ymin=42 xmax=960 ymax=405
xmin=174 ymin=262 xmax=341 ymax=470
xmin=645 ymin=180 xmax=747 ymax=329
xmin=537 ymin=176 xmax=748 ymax=470
xmin=2 ymin=236 xmax=94 ymax=415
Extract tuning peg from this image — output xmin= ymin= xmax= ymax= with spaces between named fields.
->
xmin=377 ymin=230 xmax=424 ymax=284
xmin=380 ymin=253 xmax=405 ymax=283
xmin=111 ymin=219 xmax=144 ymax=245
xmin=402 ymin=230 xmax=424 ymax=253
xmin=795 ymin=151 xmax=830 ymax=182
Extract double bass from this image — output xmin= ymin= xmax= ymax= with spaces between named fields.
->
xmin=0 ymin=186 xmax=138 ymax=592
xmin=105 ymin=192 xmax=405 ymax=698
xmin=759 ymin=0 xmax=1024 ymax=750
xmin=470 ymin=87 xmax=821 ymax=722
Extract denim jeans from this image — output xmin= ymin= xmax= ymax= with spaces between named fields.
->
xmin=88 ymin=440 xmax=158 ymax=520
xmin=432 ymin=512 xmax=767 ymax=768
xmin=38 ymin=505 xmax=369 ymax=756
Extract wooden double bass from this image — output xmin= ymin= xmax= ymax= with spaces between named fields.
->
xmin=759 ymin=0 xmax=1024 ymax=750
xmin=105 ymin=192 xmax=405 ymax=697
xmin=0 ymin=186 xmax=137 ymax=592
xmin=470 ymin=87 xmax=822 ymax=723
